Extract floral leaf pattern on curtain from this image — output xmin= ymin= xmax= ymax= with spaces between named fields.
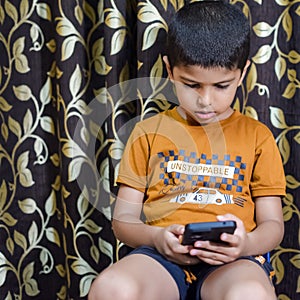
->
xmin=0 ymin=0 xmax=299 ymax=299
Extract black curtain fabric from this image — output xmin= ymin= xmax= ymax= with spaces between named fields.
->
xmin=0 ymin=0 xmax=299 ymax=299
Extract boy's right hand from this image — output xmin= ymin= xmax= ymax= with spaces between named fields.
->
xmin=153 ymin=224 xmax=200 ymax=265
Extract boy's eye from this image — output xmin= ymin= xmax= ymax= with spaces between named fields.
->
xmin=215 ymin=84 xmax=229 ymax=89
xmin=183 ymin=83 xmax=200 ymax=89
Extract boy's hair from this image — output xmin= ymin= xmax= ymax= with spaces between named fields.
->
xmin=166 ymin=0 xmax=250 ymax=71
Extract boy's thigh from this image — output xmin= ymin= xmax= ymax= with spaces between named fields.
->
xmin=101 ymin=251 xmax=180 ymax=300
xmin=200 ymin=259 xmax=276 ymax=300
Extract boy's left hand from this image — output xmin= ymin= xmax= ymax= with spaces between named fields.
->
xmin=188 ymin=214 xmax=248 ymax=265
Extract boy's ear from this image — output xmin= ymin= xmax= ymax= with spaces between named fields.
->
xmin=238 ymin=60 xmax=251 ymax=86
xmin=163 ymin=56 xmax=174 ymax=80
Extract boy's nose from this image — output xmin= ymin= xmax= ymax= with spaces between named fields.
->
xmin=196 ymin=91 xmax=211 ymax=107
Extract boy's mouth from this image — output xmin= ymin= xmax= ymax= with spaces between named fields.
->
xmin=195 ymin=111 xmax=217 ymax=120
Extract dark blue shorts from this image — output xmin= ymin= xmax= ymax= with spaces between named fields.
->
xmin=130 ymin=246 xmax=275 ymax=300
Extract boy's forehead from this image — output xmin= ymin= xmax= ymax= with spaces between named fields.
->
xmin=173 ymin=64 xmax=241 ymax=78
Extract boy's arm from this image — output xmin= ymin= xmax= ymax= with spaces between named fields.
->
xmin=112 ymin=185 xmax=198 ymax=266
xmin=243 ymin=195 xmax=284 ymax=255
xmin=112 ymin=184 xmax=165 ymax=248
xmin=189 ymin=196 xmax=284 ymax=264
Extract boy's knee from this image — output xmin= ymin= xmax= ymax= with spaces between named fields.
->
xmin=88 ymin=269 xmax=141 ymax=300
xmin=224 ymin=280 xmax=276 ymax=300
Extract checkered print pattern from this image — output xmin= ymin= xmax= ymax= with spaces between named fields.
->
xmin=158 ymin=150 xmax=246 ymax=193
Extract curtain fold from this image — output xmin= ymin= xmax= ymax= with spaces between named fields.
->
xmin=0 ymin=0 xmax=299 ymax=299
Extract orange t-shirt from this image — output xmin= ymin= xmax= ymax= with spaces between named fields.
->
xmin=117 ymin=108 xmax=286 ymax=232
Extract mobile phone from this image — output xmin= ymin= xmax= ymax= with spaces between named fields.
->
xmin=181 ymin=221 xmax=236 ymax=245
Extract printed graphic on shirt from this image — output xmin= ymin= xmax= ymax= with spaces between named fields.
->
xmin=158 ymin=150 xmax=247 ymax=207
xmin=169 ymin=187 xmax=234 ymax=205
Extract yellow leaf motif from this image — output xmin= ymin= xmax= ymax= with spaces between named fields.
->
xmin=84 ymin=219 xmax=102 ymax=234
xmin=275 ymin=56 xmax=286 ymax=81
xmin=61 ymin=36 xmax=79 ymax=61
xmin=23 ymin=263 xmax=40 ymax=296
xmin=46 ymin=39 xmax=56 ymax=53
xmin=246 ymin=63 xmax=257 ymax=92
xmin=28 ymin=221 xmax=38 ymax=246
xmin=77 ymin=186 xmax=89 ymax=217
xmin=282 ymin=82 xmax=296 ymax=99
xmin=6 ymin=237 xmax=14 ymax=255
xmin=23 ymin=109 xmax=33 ymax=135
xmin=74 ymin=4 xmax=83 ymax=25
xmin=273 ymin=256 xmax=284 ymax=284
xmin=0 ymin=180 xmax=7 ymax=212
xmin=69 ymin=64 xmax=82 ymax=97
xmin=15 ymin=54 xmax=30 ymax=73
xmin=2 ymin=212 xmax=17 ymax=226
xmin=36 ymin=3 xmax=52 ymax=21
xmin=71 ymin=258 xmax=92 ymax=275
xmin=138 ymin=2 xmax=164 ymax=24
xmin=150 ymin=54 xmax=163 ymax=89
xmin=18 ymin=198 xmax=37 ymax=214
xmin=290 ymin=254 xmax=300 ymax=269
xmin=13 ymin=84 xmax=32 ymax=101
xmin=0 ymin=5 xmax=5 ymax=24
xmin=286 ymin=174 xmax=300 ymax=189
xmin=92 ymin=38 xmax=104 ymax=57
xmin=45 ymin=190 xmax=56 ymax=216
xmin=68 ymin=157 xmax=85 ymax=181
xmin=294 ymin=132 xmax=300 ymax=145
xmin=5 ymin=0 xmax=18 ymax=23
xmin=108 ymin=140 xmax=124 ymax=160
xmin=287 ymin=69 xmax=296 ymax=82
xmin=8 ymin=116 xmax=21 ymax=138
xmin=1 ymin=123 xmax=9 ymax=141
xmin=55 ymin=265 xmax=66 ymax=278
xmin=275 ymin=0 xmax=290 ymax=6
xmin=19 ymin=168 xmax=35 ymax=187
xmin=252 ymin=44 xmax=272 ymax=64
xmin=0 ymin=267 xmax=7 ymax=288
xmin=94 ymin=56 xmax=112 ymax=75
xmin=40 ymin=77 xmax=52 ymax=105
xmin=40 ymin=116 xmax=55 ymax=134
xmin=245 ymin=106 xmax=258 ymax=120
xmin=80 ymin=275 xmax=95 ymax=297
xmin=142 ymin=22 xmax=164 ymax=51
xmin=83 ymin=0 xmax=96 ymax=24
xmin=62 ymin=140 xmax=85 ymax=158
xmin=282 ymin=12 xmax=292 ymax=41
xmin=278 ymin=135 xmax=290 ymax=165
xmin=111 ymin=28 xmax=126 ymax=55
xmin=0 ymin=96 xmax=12 ymax=112
xmin=20 ymin=0 xmax=29 ymax=19
xmin=253 ymin=22 xmax=274 ymax=38
xmin=14 ymin=230 xmax=27 ymax=250
xmin=13 ymin=37 xmax=25 ymax=56
xmin=288 ymin=50 xmax=300 ymax=64
xmin=56 ymin=18 xmax=77 ymax=37
xmin=45 ymin=227 xmax=61 ymax=246
xmin=105 ymin=8 xmax=126 ymax=29
xmin=269 ymin=106 xmax=288 ymax=129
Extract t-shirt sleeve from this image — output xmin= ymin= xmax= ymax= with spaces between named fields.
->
xmin=116 ymin=124 xmax=150 ymax=192
xmin=250 ymin=126 xmax=286 ymax=198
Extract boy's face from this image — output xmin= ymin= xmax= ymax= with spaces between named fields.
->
xmin=164 ymin=57 xmax=249 ymax=125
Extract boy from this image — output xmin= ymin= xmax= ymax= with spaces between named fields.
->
xmin=88 ymin=1 xmax=286 ymax=299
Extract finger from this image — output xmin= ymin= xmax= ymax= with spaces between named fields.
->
xmin=217 ymin=214 xmax=243 ymax=228
xmin=168 ymin=224 xmax=185 ymax=235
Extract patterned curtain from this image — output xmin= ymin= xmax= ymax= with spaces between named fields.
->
xmin=0 ymin=0 xmax=299 ymax=299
